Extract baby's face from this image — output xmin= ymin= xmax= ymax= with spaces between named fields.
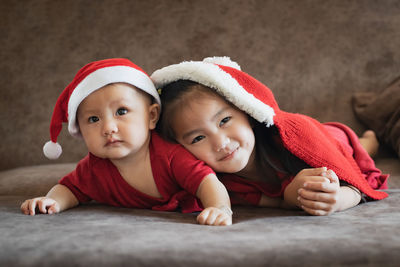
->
xmin=172 ymin=91 xmax=256 ymax=174
xmin=77 ymin=83 xmax=159 ymax=161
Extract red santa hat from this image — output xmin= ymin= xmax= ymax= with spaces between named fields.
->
xmin=152 ymin=56 xmax=277 ymax=127
xmin=43 ymin=58 xmax=160 ymax=160
xmin=151 ymin=57 xmax=388 ymax=200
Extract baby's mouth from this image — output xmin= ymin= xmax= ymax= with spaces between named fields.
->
xmin=105 ymin=138 xmax=122 ymax=146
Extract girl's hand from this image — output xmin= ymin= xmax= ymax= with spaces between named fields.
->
xmin=197 ymin=206 xmax=232 ymax=226
xmin=297 ymin=169 xmax=341 ymax=216
xmin=284 ymin=167 xmax=331 ymax=208
xmin=20 ymin=197 xmax=60 ymax=216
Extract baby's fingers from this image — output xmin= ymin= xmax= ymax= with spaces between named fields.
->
xmin=47 ymin=204 xmax=59 ymax=215
xmin=20 ymin=200 xmax=30 ymax=215
xmin=24 ymin=197 xmax=55 ymax=216
xmin=213 ymin=213 xmax=232 ymax=226
xmin=197 ymin=208 xmax=232 ymax=226
xmin=28 ymin=199 xmax=40 ymax=216
xmin=197 ymin=209 xmax=211 ymax=225
xmin=38 ymin=198 xmax=57 ymax=214
xmin=198 ymin=210 xmax=218 ymax=225
xmin=204 ymin=209 xmax=219 ymax=225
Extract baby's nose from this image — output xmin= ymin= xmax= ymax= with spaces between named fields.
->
xmin=103 ymin=119 xmax=118 ymax=135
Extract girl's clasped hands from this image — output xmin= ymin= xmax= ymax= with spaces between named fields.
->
xmin=286 ymin=167 xmax=361 ymax=216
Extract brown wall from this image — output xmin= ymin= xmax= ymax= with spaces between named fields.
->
xmin=1 ymin=0 xmax=400 ymax=170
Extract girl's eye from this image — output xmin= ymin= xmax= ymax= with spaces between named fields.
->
xmin=219 ymin=116 xmax=231 ymax=126
xmin=88 ymin=116 xmax=99 ymax=123
xmin=191 ymin=135 xmax=205 ymax=144
xmin=116 ymin=108 xmax=128 ymax=116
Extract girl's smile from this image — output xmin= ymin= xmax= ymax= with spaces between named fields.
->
xmin=218 ymin=147 xmax=239 ymax=161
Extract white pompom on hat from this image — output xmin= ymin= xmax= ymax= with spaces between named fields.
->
xmin=43 ymin=58 xmax=160 ymax=160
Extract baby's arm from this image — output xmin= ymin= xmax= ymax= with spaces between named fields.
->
xmin=21 ymin=184 xmax=79 ymax=216
xmin=195 ymin=174 xmax=232 ymax=226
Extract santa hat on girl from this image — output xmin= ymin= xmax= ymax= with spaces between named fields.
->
xmin=151 ymin=57 xmax=388 ymax=200
xmin=43 ymin=58 xmax=160 ymax=160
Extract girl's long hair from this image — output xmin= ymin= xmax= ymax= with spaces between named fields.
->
xmin=157 ymin=80 xmax=309 ymax=183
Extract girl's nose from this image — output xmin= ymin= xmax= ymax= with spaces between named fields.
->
xmin=103 ymin=119 xmax=118 ymax=136
xmin=213 ymin=135 xmax=230 ymax=152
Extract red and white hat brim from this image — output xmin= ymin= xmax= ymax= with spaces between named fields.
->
xmin=151 ymin=57 xmax=275 ymax=126
xmin=68 ymin=65 xmax=160 ymax=137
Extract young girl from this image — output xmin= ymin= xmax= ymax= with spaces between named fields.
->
xmin=151 ymin=57 xmax=389 ymax=216
xmin=20 ymin=58 xmax=232 ymax=226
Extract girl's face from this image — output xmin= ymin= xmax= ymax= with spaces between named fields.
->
xmin=172 ymin=90 xmax=256 ymax=174
xmin=77 ymin=83 xmax=159 ymax=163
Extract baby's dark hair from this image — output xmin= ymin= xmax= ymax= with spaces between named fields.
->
xmin=156 ymin=80 xmax=309 ymax=180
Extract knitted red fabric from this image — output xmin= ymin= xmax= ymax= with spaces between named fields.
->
xmin=220 ymin=65 xmax=388 ymax=200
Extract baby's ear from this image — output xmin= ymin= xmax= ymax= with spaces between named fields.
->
xmin=148 ymin=103 xmax=160 ymax=130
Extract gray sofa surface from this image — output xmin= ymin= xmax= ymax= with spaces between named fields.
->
xmin=1 ymin=160 xmax=399 ymax=267
xmin=2 ymin=192 xmax=400 ymax=267
xmin=1 ymin=1 xmax=400 ymax=266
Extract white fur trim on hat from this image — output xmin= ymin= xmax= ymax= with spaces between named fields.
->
xmin=68 ymin=65 xmax=160 ymax=137
xmin=151 ymin=58 xmax=275 ymax=126
xmin=203 ymin=56 xmax=241 ymax=70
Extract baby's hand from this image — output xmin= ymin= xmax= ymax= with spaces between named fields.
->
xmin=20 ymin=197 xmax=60 ymax=216
xmin=197 ymin=206 xmax=233 ymax=226
xmin=297 ymin=169 xmax=341 ymax=216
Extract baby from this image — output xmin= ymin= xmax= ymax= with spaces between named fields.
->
xmin=20 ymin=58 xmax=232 ymax=226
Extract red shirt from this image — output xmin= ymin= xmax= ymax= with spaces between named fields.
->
xmin=59 ymin=132 xmax=214 ymax=213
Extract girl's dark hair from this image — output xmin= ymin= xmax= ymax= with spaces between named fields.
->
xmin=253 ymin=123 xmax=310 ymax=181
xmin=156 ymin=80 xmax=309 ymax=183
xmin=157 ymin=80 xmax=221 ymax=143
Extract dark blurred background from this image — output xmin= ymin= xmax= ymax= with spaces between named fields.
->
xmin=1 ymin=0 xmax=399 ymax=171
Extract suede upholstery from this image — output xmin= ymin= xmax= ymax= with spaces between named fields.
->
xmin=1 ymin=1 xmax=400 ymax=266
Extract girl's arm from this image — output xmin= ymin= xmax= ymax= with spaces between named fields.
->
xmin=196 ymin=174 xmax=232 ymax=226
xmin=336 ymin=185 xmax=362 ymax=211
xmin=21 ymin=184 xmax=79 ymax=216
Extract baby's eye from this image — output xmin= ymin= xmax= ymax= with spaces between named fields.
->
xmin=219 ymin=116 xmax=231 ymax=126
xmin=191 ymin=135 xmax=205 ymax=144
xmin=116 ymin=108 xmax=128 ymax=116
xmin=88 ymin=116 xmax=99 ymax=123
